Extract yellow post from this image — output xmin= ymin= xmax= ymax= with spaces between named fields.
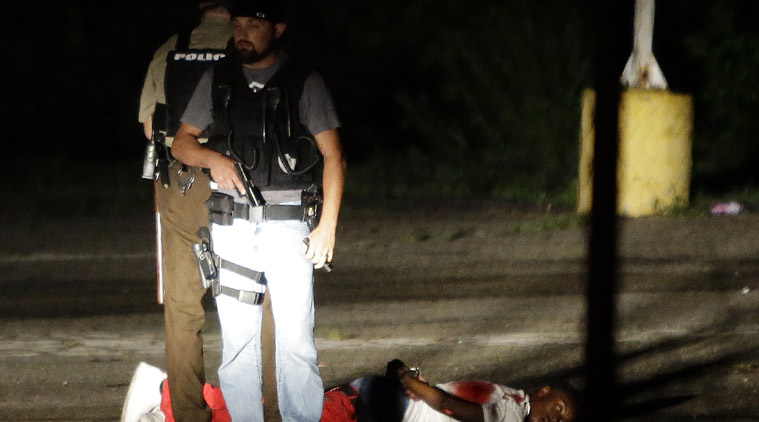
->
xmin=578 ymin=88 xmax=693 ymax=216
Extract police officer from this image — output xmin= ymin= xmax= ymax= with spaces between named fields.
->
xmin=137 ymin=3 xmax=232 ymax=422
xmin=172 ymin=0 xmax=346 ymax=419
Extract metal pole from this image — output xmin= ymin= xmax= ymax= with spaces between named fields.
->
xmin=581 ymin=1 xmax=627 ymax=421
xmin=620 ymin=0 xmax=668 ymax=89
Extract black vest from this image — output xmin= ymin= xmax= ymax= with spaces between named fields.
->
xmin=207 ymin=57 xmax=320 ymax=190
xmin=158 ymin=31 xmax=229 ymax=136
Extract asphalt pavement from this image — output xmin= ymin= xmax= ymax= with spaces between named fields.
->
xmin=1 ymin=207 xmax=758 ymax=421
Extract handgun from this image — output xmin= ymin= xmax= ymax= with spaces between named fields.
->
xmin=234 ymin=161 xmax=266 ymax=207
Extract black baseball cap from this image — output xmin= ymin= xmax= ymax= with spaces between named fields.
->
xmin=231 ymin=0 xmax=285 ymax=23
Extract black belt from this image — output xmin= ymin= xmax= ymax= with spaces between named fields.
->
xmin=206 ymin=192 xmax=309 ymax=225
xmin=234 ymin=203 xmax=308 ymax=222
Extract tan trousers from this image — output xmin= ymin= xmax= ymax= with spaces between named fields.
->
xmin=156 ymin=161 xmax=280 ymax=422
xmin=156 ymin=162 xmax=213 ymax=422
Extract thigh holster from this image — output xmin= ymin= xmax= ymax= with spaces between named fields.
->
xmin=192 ymin=238 xmax=266 ymax=306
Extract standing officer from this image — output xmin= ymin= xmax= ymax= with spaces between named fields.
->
xmin=137 ymin=3 xmax=231 ymax=422
xmin=172 ymin=0 xmax=346 ymax=420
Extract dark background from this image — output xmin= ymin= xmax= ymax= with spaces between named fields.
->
xmin=1 ymin=0 xmax=758 ymax=216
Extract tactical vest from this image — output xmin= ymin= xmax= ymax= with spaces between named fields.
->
xmin=158 ymin=31 xmax=229 ymax=137
xmin=207 ymin=57 xmax=320 ymax=190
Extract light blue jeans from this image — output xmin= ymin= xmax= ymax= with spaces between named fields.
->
xmin=212 ymin=218 xmax=323 ymax=421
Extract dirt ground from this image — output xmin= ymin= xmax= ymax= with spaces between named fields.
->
xmin=0 ymin=204 xmax=758 ymax=421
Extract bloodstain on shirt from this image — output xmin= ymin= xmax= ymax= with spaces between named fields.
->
xmin=448 ymin=381 xmax=497 ymax=405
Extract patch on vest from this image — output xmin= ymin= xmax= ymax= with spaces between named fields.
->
xmin=171 ymin=52 xmax=226 ymax=62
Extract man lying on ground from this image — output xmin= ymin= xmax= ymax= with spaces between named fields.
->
xmin=122 ymin=360 xmax=576 ymax=422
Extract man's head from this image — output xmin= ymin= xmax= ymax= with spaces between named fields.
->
xmin=385 ymin=359 xmax=407 ymax=378
xmin=528 ymin=386 xmax=576 ymax=422
xmin=198 ymin=1 xmax=231 ymax=21
xmin=199 ymin=1 xmax=231 ymax=13
xmin=230 ymin=0 xmax=287 ymax=67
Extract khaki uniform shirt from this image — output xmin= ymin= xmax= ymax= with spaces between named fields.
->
xmin=138 ymin=15 xmax=232 ymax=124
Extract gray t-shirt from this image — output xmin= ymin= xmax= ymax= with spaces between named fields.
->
xmin=181 ymin=54 xmax=340 ymax=136
xmin=182 ymin=54 xmax=339 ymax=203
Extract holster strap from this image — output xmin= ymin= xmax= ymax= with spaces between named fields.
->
xmin=216 ymin=258 xmax=266 ymax=305
xmin=218 ymin=285 xmax=265 ymax=305
xmin=219 ymin=259 xmax=263 ymax=282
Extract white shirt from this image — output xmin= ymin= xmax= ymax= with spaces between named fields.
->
xmin=402 ymin=381 xmax=530 ymax=422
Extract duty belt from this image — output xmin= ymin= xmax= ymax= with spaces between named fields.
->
xmin=206 ymin=192 xmax=315 ymax=226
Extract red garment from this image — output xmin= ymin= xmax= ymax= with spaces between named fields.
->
xmin=321 ymin=385 xmax=358 ymax=422
xmin=161 ymin=381 xmax=231 ymax=422
xmin=160 ymin=382 xmax=357 ymax=422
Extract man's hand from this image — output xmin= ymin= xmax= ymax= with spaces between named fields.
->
xmin=143 ymin=117 xmax=153 ymax=140
xmin=208 ymin=155 xmax=246 ymax=195
xmin=304 ymin=223 xmax=336 ymax=269
xmin=392 ymin=361 xmax=427 ymax=400
xmin=401 ymin=372 xmax=428 ymax=401
xmin=172 ymin=122 xmax=246 ymax=195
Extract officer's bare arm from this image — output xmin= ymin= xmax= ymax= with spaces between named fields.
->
xmin=172 ymin=122 xmax=245 ymax=194
xmin=315 ymin=128 xmax=345 ymax=233
xmin=305 ymin=128 xmax=346 ymax=267
xmin=400 ymin=374 xmax=485 ymax=422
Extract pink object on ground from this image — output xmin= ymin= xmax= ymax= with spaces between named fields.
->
xmin=711 ymin=202 xmax=743 ymax=215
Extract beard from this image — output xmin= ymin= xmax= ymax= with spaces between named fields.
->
xmin=235 ymin=40 xmax=277 ymax=65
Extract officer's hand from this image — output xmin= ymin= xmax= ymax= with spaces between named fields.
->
xmin=209 ymin=155 xmax=246 ymax=195
xmin=305 ymin=225 xmax=335 ymax=269
xmin=143 ymin=118 xmax=153 ymax=140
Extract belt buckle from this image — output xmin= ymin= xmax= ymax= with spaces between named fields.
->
xmin=248 ymin=206 xmax=264 ymax=223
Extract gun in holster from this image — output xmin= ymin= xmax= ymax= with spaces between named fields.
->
xmin=141 ymin=132 xmax=169 ymax=186
xmin=141 ymin=103 xmax=171 ymax=187
xmin=153 ymin=131 xmax=171 ymax=188
xmin=192 ymin=228 xmax=222 ymax=296
xmin=301 ymin=185 xmax=323 ymax=231
xmin=192 ymin=227 xmax=267 ymax=304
